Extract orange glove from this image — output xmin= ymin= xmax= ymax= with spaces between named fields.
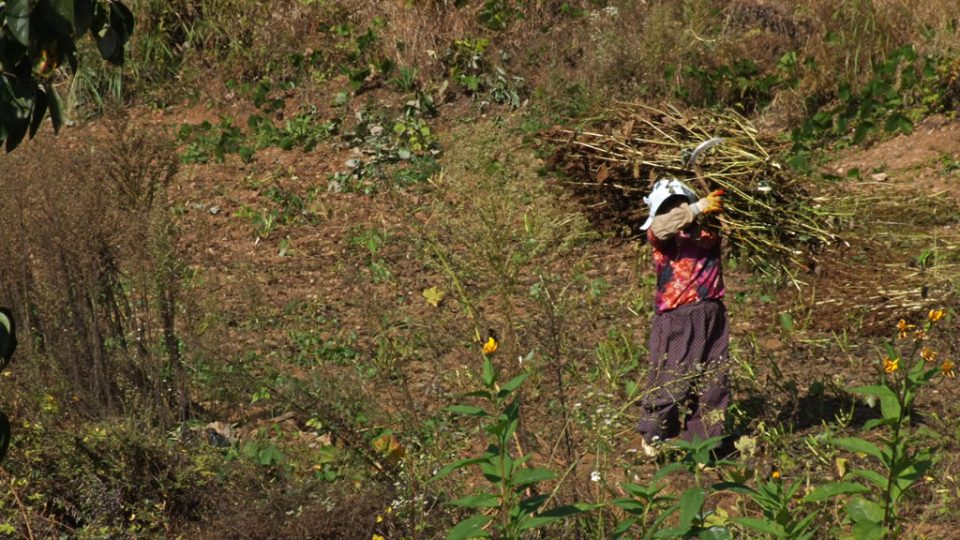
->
xmin=697 ymin=189 xmax=724 ymax=215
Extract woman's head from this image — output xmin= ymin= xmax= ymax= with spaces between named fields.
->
xmin=640 ymin=179 xmax=698 ymax=231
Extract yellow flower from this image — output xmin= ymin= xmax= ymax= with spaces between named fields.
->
xmin=883 ymin=357 xmax=899 ymax=374
xmin=920 ymin=347 xmax=938 ymax=362
xmin=896 ymin=319 xmax=915 ymax=339
xmin=771 ymin=470 xmax=781 ymax=480
xmin=914 ymin=329 xmax=927 ymax=341
xmin=929 ymin=309 xmax=946 ymax=322
xmin=372 ymin=535 xmax=386 ymax=540
xmin=376 ymin=515 xmax=383 ymax=523
xmin=482 ymin=336 xmax=498 ymax=355
xmin=942 ymin=360 xmax=956 ymax=379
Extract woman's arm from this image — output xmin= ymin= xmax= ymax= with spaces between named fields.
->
xmin=651 ymin=203 xmax=697 ymax=241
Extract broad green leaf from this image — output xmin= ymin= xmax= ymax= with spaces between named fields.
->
xmin=449 ymin=493 xmax=499 ymax=509
xmin=790 ymin=512 xmax=818 ymax=539
xmin=847 ymin=469 xmax=887 ymax=490
xmin=851 ymin=520 xmax=886 ymax=540
xmin=698 ymin=526 xmax=732 ymax=540
xmin=892 ymin=456 xmax=932 ymax=499
xmin=846 ymin=496 xmax=883 ymax=524
xmin=44 ymin=84 xmax=64 ymax=133
xmin=517 ymin=493 xmax=548 ymax=515
xmin=498 ymin=371 xmax=531 ymax=397
xmin=509 ymin=466 xmax=554 ymax=488
xmin=74 ymin=0 xmax=94 ymax=34
xmin=623 ymin=482 xmax=662 ymax=499
xmin=733 ymin=517 xmax=785 ymax=537
xmin=481 ymin=357 xmax=495 ymax=387
xmin=653 ymin=461 xmax=685 ymax=482
xmin=0 ymin=413 xmax=10 ymax=462
xmin=110 ymin=0 xmax=135 ymax=40
xmin=648 ymin=504 xmax=680 ymax=539
xmin=850 ymin=385 xmax=900 ymax=422
xmin=518 ymin=504 xmax=588 ymax=530
xmin=863 ymin=418 xmax=896 ymax=431
xmin=28 ymin=88 xmax=47 ymax=140
xmin=803 ymin=481 xmax=870 ymax=502
xmin=447 ymin=405 xmax=488 ymax=417
xmin=677 ymin=487 xmax=705 ymax=530
xmin=432 ymin=455 xmax=490 ymax=482
xmin=96 ymin=27 xmax=121 ymax=62
xmin=0 ymin=308 xmax=16 ymax=370
xmin=4 ymin=0 xmax=32 ymax=45
xmin=884 ymin=112 xmax=913 ymax=134
xmin=40 ymin=0 xmax=76 ymax=35
xmin=831 ymin=437 xmax=884 ymax=461
xmin=479 ymin=455 xmax=506 ymax=483
xmin=613 ymin=517 xmax=640 ymax=539
xmin=711 ymin=482 xmax=757 ymax=497
xmin=655 ymin=526 xmax=690 ymax=539
xmin=446 ymin=514 xmax=492 ymax=540
xmin=611 ymin=497 xmax=646 ymax=514
xmin=1 ymin=75 xmax=36 ymax=152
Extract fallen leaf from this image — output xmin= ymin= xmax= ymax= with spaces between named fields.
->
xmin=734 ymin=435 xmax=757 ymax=457
xmin=422 ymin=286 xmax=445 ymax=307
xmin=596 ymin=164 xmax=610 ymax=183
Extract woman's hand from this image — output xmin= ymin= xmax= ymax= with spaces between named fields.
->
xmin=698 ymin=189 xmax=724 ymax=214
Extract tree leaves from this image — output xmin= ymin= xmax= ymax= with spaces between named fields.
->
xmin=0 ymin=0 xmax=133 ymax=151
xmin=4 ymin=0 xmax=32 ymax=46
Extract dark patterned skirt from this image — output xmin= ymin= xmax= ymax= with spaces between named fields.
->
xmin=636 ymin=299 xmax=730 ymax=443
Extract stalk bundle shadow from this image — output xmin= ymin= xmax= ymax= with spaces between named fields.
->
xmin=543 ymin=102 xmax=839 ymax=281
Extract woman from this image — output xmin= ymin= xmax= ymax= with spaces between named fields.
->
xmin=635 ymin=178 xmax=728 ymax=456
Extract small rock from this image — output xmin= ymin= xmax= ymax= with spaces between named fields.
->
xmin=870 ymin=172 xmax=888 ymax=182
xmin=345 ymin=159 xmax=361 ymax=169
xmin=209 ymin=206 xmax=221 ymax=215
xmin=370 ymin=125 xmax=384 ymax=136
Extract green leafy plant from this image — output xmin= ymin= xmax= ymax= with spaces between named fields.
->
xmin=249 ymin=106 xmax=339 ymax=152
xmin=802 ymin=309 xmax=951 ymax=538
xmin=793 ymin=46 xmax=943 ymax=148
xmin=177 ymin=116 xmax=252 ymax=164
xmin=612 ymin=436 xmax=734 ymax=539
xmin=721 ymin=472 xmax=818 ymax=539
xmin=433 ymin=344 xmax=588 ymax=538
xmin=0 ymin=0 xmax=134 ymax=151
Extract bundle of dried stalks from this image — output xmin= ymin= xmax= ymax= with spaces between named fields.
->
xmin=544 ymin=102 xmax=839 ymax=280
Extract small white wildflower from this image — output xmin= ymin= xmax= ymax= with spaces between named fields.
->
xmin=590 ymin=471 xmax=601 ymax=483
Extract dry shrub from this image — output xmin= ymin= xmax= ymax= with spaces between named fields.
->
xmin=189 ymin=482 xmax=398 ymax=540
xmin=0 ymin=115 xmax=189 ymax=424
xmin=117 ymin=0 xmax=352 ymax=101
xmin=788 ymin=0 xmax=960 ymax=99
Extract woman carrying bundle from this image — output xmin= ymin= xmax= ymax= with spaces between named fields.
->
xmin=634 ymin=178 xmax=729 ymax=456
